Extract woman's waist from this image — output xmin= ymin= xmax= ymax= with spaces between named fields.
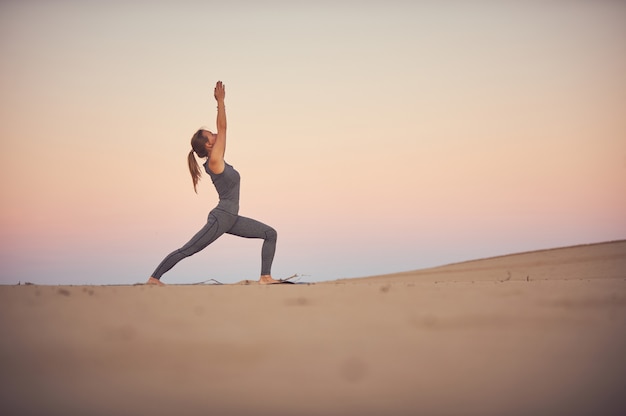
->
xmin=215 ymin=199 xmax=239 ymax=215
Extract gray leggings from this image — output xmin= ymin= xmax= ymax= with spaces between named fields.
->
xmin=152 ymin=209 xmax=277 ymax=279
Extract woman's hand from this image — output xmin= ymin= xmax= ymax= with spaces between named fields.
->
xmin=214 ymin=81 xmax=225 ymax=102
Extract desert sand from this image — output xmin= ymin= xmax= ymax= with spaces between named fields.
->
xmin=1 ymin=240 xmax=625 ymax=416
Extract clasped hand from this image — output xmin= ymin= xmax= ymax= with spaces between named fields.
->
xmin=214 ymin=81 xmax=225 ymax=102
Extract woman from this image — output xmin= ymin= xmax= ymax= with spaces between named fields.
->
xmin=147 ymin=81 xmax=279 ymax=285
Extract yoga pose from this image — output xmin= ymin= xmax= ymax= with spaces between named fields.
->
xmin=147 ymin=81 xmax=279 ymax=285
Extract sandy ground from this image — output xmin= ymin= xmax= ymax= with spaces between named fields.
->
xmin=1 ymin=241 xmax=625 ymax=416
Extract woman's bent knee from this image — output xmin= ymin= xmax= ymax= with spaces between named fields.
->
xmin=265 ymin=227 xmax=277 ymax=241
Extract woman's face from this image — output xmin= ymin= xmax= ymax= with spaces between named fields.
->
xmin=203 ymin=130 xmax=217 ymax=152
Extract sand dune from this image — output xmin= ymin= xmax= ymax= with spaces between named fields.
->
xmin=1 ymin=241 xmax=625 ymax=415
xmin=345 ymin=240 xmax=626 ymax=283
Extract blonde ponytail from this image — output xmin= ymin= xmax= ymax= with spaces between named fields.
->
xmin=188 ymin=149 xmax=201 ymax=193
xmin=188 ymin=129 xmax=210 ymax=193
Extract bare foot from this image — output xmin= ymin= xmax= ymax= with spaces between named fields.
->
xmin=146 ymin=277 xmax=165 ymax=286
xmin=258 ymin=275 xmax=280 ymax=285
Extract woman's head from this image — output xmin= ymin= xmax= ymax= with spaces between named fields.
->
xmin=188 ymin=129 xmax=216 ymax=193
xmin=190 ymin=129 xmax=216 ymax=158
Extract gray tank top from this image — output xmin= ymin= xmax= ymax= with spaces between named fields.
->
xmin=203 ymin=161 xmax=240 ymax=215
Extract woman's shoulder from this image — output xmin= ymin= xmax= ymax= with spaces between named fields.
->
xmin=204 ymin=160 xmax=233 ymax=176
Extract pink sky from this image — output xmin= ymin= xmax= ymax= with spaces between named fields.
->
xmin=1 ymin=1 xmax=625 ymax=284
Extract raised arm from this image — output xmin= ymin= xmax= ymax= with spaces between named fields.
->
xmin=208 ymin=81 xmax=227 ymax=174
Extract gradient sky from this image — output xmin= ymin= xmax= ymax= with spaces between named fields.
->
xmin=1 ymin=0 xmax=625 ymax=285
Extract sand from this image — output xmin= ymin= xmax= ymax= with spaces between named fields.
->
xmin=1 ymin=241 xmax=625 ymax=416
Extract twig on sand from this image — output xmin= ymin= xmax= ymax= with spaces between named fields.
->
xmin=280 ymin=274 xmax=300 ymax=283
xmin=192 ymin=278 xmax=224 ymax=285
xmin=192 ymin=273 xmax=308 ymax=285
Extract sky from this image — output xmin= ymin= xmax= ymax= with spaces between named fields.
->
xmin=1 ymin=0 xmax=625 ymax=285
